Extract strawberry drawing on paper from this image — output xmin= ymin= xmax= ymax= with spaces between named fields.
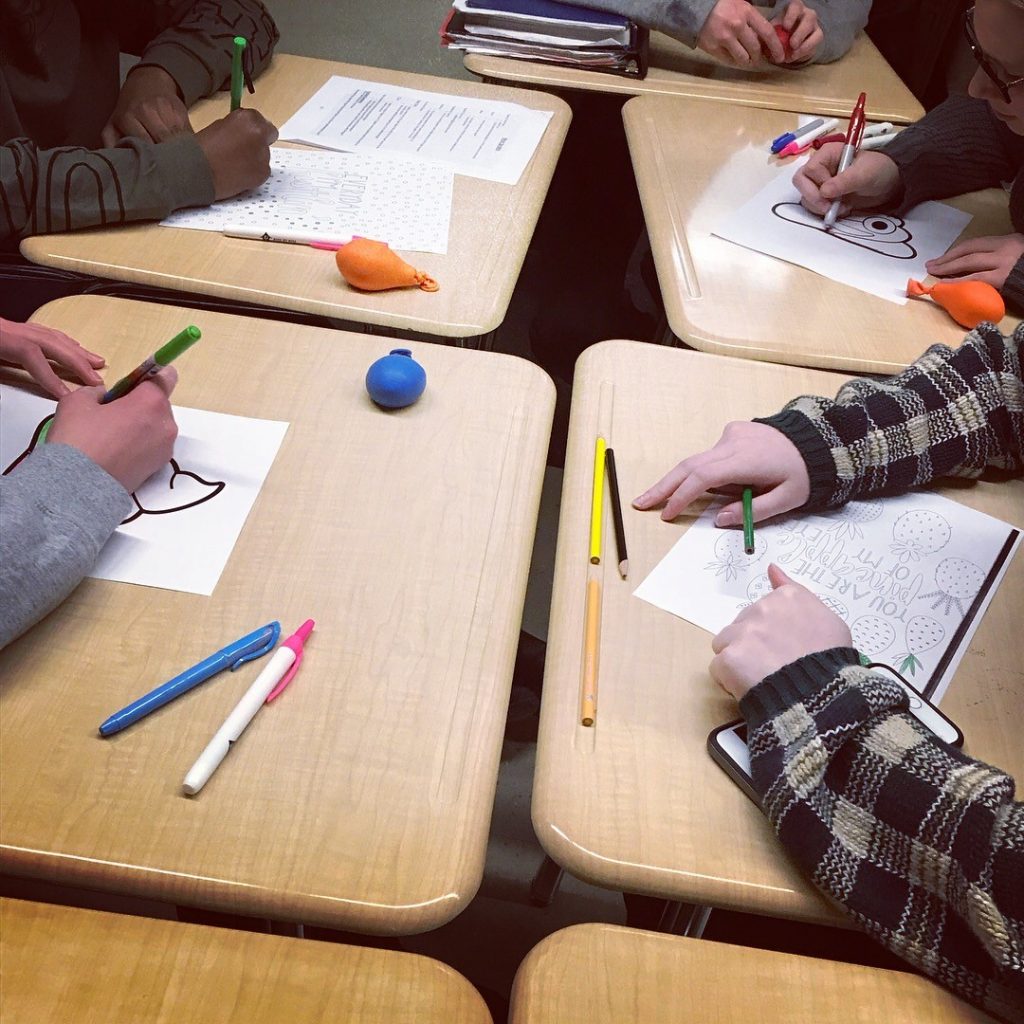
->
xmin=896 ymin=615 xmax=945 ymax=676
xmin=850 ymin=615 xmax=897 ymax=659
xmin=706 ymin=531 xmax=767 ymax=582
xmin=890 ymin=509 xmax=951 ymax=564
xmin=919 ymin=557 xmax=985 ymax=617
xmin=821 ymin=500 xmax=884 ymax=541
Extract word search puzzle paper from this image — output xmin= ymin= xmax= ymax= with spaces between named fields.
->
xmin=0 ymin=386 xmax=289 ymax=597
xmin=633 ymin=493 xmax=1020 ymax=703
xmin=279 ymin=76 xmax=553 ymax=185
xmin=713 ymin=163 xmax=972 ymax=304
xmin=161 ymin=148 xmax=454 ymax=254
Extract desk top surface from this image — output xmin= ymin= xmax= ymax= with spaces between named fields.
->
xmin=624 ymin=95 xmax=1019 ymax=375
xmin=19 ymin=54 xmax=570 ymax=339
xmin=466 ymin=31 xmax=923 ymax=124
xmin=534 ymin=341 xmax=1022 ymax=923
xmin=510 ymin=924 xmax=994 ymax=1023
xmin=1 ymin=898 xmax=492 ymax=1023
xmin=0 ymin=295 xmax=554 ymax=935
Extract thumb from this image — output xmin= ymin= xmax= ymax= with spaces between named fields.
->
xmin=821 ymin=162 xmax=869 ymax=200
xmin=768 ymin=563 xmax=792 ymax=589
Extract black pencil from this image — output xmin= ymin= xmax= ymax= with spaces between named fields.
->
xmin=604 ymin=447 xmax=629 ymax=580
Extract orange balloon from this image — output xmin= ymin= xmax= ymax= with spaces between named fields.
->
xmin=335 ymin=238 xmax=439 ymax=293
xmin=906 ymin=278 xmax=1005 ymax=329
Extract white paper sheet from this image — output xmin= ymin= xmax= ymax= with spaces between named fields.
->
xmin=1 ymin=386 xmax=289 ymax=596
xmin=278 ymin=76 xmax=553 ymax=185
xmin=634 ymin=493 xmax=1020 ymax=703
xmin=712 ymin=162 xmax=972 ymax=304
xmin=160 ymin=147 xmax=454 ymax=254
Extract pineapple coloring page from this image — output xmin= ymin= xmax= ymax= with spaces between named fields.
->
xmin=634 ymin=492 xmax=1020 ymax=703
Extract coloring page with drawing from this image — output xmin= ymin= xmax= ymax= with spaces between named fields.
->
xmin=633 ymin=492 xmax=1021 ymax=703
xmin=161 ymin=147 xmax=454 ymax=254
xmin=0 ymin=385 xmax=289 ymax=596
xmin=712 ymin=161 xmax=973 ymax=304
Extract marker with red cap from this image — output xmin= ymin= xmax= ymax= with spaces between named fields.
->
xmin=824 ymin=91 xmax=867 ymax=230
xmin=183 ymin=619 xmax=315 ymax=795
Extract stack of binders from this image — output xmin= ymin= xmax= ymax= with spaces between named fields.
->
xmin=441 ymin=0 xmax=649 ymax=79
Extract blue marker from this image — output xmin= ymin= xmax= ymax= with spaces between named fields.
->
xmin=98 ymin=622 xmax=281 ymax=736
xmin=770 ymin=117 xmax=826 ymax=154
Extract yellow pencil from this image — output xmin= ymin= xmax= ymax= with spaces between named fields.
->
xmin=580 ymin=577 xmax=601 ymax=727
xmin=589 ymin=436 xmax=606 ymax=564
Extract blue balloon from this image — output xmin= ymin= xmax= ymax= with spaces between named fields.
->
xmin=365 ymin=348 xmax=427 ymax=409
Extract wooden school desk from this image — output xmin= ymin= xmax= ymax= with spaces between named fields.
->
xmin=534 ymin=341 xmax=1022 ymax=924
xmin=18 ymin=55 xmax=570 ymax=342
xmin=0 ymin=295 xmax=554 ymax=935
xmin=624 ymin=95 xmax=1020 ymax=375
xmin=509 ymin=924 xmax=994 ymax=1023
xmin=0 ymin=898 xmax=492 ymax=1023
xmin=466 ymin=31 xmax=923 ymax=124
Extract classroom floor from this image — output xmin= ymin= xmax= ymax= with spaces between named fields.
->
xmin=4 ymin=3 xmax=917 ymax=1018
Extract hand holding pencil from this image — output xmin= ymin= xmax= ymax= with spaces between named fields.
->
xmin=633 ymin=421 xmax=810 ymax=526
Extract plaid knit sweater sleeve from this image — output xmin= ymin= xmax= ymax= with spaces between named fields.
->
xmin=756 ymin=323 xmax=1024 ymax=509
xmin=739 ymin=649 xmax=1024 ymax=1022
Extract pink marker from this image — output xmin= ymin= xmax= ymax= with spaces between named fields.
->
xmin=182 ymin=619 xmax=316 ymax=795
xmin=778 ymin=117 xmax=840 ymax=156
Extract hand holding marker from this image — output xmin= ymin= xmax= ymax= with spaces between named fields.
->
xmin=39 ymin=326 xmax=201 ymax=443
xmin=824 ymin=91 xmax=867 ymax=230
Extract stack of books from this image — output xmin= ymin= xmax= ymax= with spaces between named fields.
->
xmin=441 ymin=0 xmax=649 ymax=79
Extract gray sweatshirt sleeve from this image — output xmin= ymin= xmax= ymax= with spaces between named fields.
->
xmin=773 ymin=0 xmax=869 ymax=63
xmin=555 ymin=0 xmax=866 ymax=60
xmin=0 ymin=444 xmax=131 ymax=649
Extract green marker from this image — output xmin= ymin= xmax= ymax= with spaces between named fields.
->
xmin=40 ymin=326 xmax=201 ymax=445
xmin=230 ymin=36 xmax=247 ymax=111
xmin=742 ymin=486 xmax=755 ymax=555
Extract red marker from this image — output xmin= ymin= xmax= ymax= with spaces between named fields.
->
xmin=824 ymin=91 xmax=866 ymax=230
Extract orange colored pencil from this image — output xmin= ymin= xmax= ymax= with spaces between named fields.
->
xmin=580 ymin=578 xmax=601 ymax=727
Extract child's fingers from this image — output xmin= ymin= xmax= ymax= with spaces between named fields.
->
xmin=38 ymin=331 xmax=104 ymax=385
xmin=19 ymin=347 xmax=69 ymax=398
xmin=927 ymin=253 xmax=998 ymax=278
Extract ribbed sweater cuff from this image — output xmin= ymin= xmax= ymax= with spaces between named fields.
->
xmin=753 ymin=410 xmax=838 ymax=509
xmin=136 ymin=49 xmax=215 ymax=109
xmin=154 ymin=135 xmax=216 ymax=213
xmin=739 ymin=647 xmax=861 ymax=728
xmin=1003 ymin=255 xmax=1024 ymax=316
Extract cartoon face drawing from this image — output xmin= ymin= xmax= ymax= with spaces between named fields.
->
xmin=3 ymin=414 xmax=225 ymax=525
xmin=771 ymin=202 xmax=918 ymax=260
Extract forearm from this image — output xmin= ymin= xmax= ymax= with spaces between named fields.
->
xmin=0 ymin=445 xmax=131 ymax=649
xmin=885 ymin=95 xmax=1024 ymax=210
xmin=741 ymin=651 xmax=1024 ymax=1020
xmin=133 ymin=0 xmax=280 ymax=107
xmin=774 ymin=0 xmax=869 ymax=63
xmin=756 ymin=325 xmax=1024 ymax=508
xmin=0 ymin=135 xmax=213 ymax=244
xmin=556 ymin=0 xmax=714 ymax=48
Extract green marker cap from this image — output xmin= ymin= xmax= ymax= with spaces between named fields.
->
xmin=234 ymin=35 xmax=247 ymax=49
xmin=154 ymin=325 xmax=201 ymax=367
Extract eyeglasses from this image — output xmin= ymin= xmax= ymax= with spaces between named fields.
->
xmin=964 ymin=7 xmax=1024 ymax=104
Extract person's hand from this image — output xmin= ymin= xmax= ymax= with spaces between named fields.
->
xmin=793 ymin=144 xmax=902 ymax=218
xmin=633 ymin=422 xmax=810 ymax=525
xmin=47 ymin=368 xmax=179 ymax=493
xmin=195 ymin=109 xmax=278 ymax=201
xmin=101 ymin=66 xmax=192 ymax=146
xmin=925 ymin=233 xmax=1024 ymax=291
xmin=697 ymin=0 xmax=785 ymax=66
xmin=710 ymin=564 xmax=853 ymax=701
xmin=778 ymin=0 xmax=822 ymax=63
xmin=0 ymin=319 xmax=105 ymax=398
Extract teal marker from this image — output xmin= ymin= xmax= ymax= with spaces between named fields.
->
xmin=230 ymin=36 xmax=247 ymax=111
xmin=40 ymin=326 xmax=201 ymax=444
